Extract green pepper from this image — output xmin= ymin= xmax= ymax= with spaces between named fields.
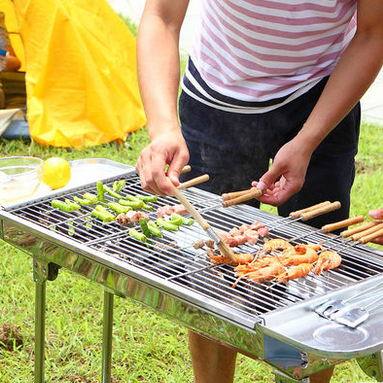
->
xmin=73 ymin=196 xmax=93 ymax=206
xmin=135 ymin=194 xmax=158 ymax=203
xmin=51 ymin=199 xmax=77 ymax=213
xmin=97 ymin=181 xmax=105 ymax=202
xmin=147 ymin=220 xmax=162 ymax=238
xmin=113 ymin=180 xmax=126 ymax=192
xmin=141 ymin=202 xmax=153 ymax=211
xmin=118 ymin=199 xmax=144 ymax=209
xmin=83 ymin=192 xmax=98 ymax=204
xmin=129 ymin=228 xmax=147 ymax=242
xmin=91 ymin=209 xmax=115 ymax=222
xmin=124 ymin=194 xmax=142 ymax=202
xmin=64 ymin=199 xmax=81 ymax=211
xmin=139 ymin=218 xmax=151 ymax=238
xmin=107 ymin=202 xmax=131 ymax=214
xmin=103 ymin=184 xmax=122 ymax=200
xmin=171 ymin=213 xmax=194 ymax=226
xmin=156 ymin=217 xmax=179 ymax=231
xmin=95 ymin=205 xmax=116 ymax=221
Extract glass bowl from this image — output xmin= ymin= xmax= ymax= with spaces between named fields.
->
xmin=0 ymin=156 xmax=44 ymax=204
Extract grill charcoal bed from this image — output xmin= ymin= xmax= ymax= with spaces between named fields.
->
xmin=1 ymin=165 xmax=383 ymax=383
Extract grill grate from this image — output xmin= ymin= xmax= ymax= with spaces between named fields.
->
xmin=6 ymin=172 xmax=383 ymax=319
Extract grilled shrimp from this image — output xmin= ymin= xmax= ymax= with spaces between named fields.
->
xmin=280 ymin=245 xmax=318 ymax=266
xmin=263 ymin=238 xmax=293 ymax=254
xmin=209 ymin=251 xmax=254 ymax=265
xmin=234 ymin=256 xmax=280 ymax=277
xmin=313 ymin=250 xmax=341 ymax=275
xmin=277 ymin=263 xmax=313 ymax=283
xmin=232 ymin=262 xmax=285 ymax=287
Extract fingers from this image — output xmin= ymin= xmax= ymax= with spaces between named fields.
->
xmin=369 ymin=209 xmax=383 ymax=221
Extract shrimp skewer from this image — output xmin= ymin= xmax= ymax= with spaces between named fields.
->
xmin=280 ymin=245 xmax=318 ymax=266
xmin=313 ymin=250 xmax=341 ymax=275
xmin=263 ymin=238 xmax=293 ymax=254
xmin=208 ymin=249 xmax=254 ymax=265
xmin=234 ymin=255 xmax=280 ymax=277
xmin=277 ymin=263 xmax=313 ymax=283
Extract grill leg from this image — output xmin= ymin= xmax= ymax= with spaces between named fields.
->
xmin=274 ymin=370 xmax=310 ymax=383
xmin=102 ymin=290 xmax=114 ymax=383
xmin=34 ymin=278 xmax=46 ymax=383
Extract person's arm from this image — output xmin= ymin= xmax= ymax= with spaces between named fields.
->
xmin=0 ymin=45 xmax=21 ymax=72
xmin=369 ymin=209 xmax=383 ymax=245
xmin=136 ymin=0 xmax=190 ymax=196
xmin=255 ymin=0 xmax=383 ymax=206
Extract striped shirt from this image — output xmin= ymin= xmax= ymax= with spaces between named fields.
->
xmin=182 ymin=0 xmax=357 ymax=113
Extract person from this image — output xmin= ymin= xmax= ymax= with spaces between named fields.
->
xmin=0 ymin=11 xmax=22 ymax=109
xmin=135 ymin=1 xmax=383 ymax=382
xmin=369 ymin=209 xmax=383 ymax=245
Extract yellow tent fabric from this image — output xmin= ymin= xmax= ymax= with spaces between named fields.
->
xmin=6 ymin=0 xmax=146 ymax=148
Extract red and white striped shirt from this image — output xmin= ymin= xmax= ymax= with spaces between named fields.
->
xmin=182 ymin=0 xmax=357 ymax=113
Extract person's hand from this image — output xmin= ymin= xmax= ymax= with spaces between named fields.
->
xmin=136 ymin=129 xmax=189 ymax=196
xmin=252 ymin=138 xmax=313 ymax=206
xmin=369 ymin=209 xmax=383 ymax=245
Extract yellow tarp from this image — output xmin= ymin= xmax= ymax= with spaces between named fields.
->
xmin=6 ymin=0 xmax=146 ymax=148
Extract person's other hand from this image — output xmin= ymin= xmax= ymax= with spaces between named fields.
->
xmin=136 ymin=130 xmax=189 ymax=196
xmin=369 ymin=209 xmax=383 ymax=245
xmin=252 ymin=138 xmax=312 ymax=206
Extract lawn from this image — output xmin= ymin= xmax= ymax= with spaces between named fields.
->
xmin=1 ymin=16 xmax=383 ymax=383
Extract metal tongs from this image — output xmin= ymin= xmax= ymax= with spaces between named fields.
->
xmin=314 ymin=281 xmax=383 ymax=328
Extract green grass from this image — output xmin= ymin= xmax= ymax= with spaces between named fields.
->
xmin=1 ymin=15 xmax=383 ymax=383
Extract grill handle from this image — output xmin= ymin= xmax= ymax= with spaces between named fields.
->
xmin=170 ymin=180 xmax=237 ymax=261
xmin=300 ymin=201 xmax=341 ymax=221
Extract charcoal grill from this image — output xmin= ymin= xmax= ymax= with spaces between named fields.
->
xmin=1 ymin=164 xmax=383 ymax=383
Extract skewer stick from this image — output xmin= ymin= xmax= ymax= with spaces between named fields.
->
xmin=340 ymin=221 xmax=380 ymax=238
xmin=360 ymin=227 xmax=383 ymax=244
xmin=181 ymin=165 xmax=192 ymax=174
xmin=222 ymin=188 xmax=253 ymax=201
xmin=168 ymin=179 xmax=236 ymax=261
xmin=351 ymin=222 xmax=383 ymax=241
xmin=177 ymin=174 xmax=209 ymax=190
xmin=300 ymin=201 xmax=341 ymax=221
xmin=222 ymin=188 xmax=264 ymax=207
xmin=289 ymin=201 xmax=331 ymax=219
xmin=321 ymin=215 xmax=365 ymax=233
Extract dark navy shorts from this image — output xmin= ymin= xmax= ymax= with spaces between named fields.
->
xmin=179 ymin=77 xmax=361 ymax=229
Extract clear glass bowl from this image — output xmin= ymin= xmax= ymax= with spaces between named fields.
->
xmin=0 ymin=156 xmax=44 ymax=204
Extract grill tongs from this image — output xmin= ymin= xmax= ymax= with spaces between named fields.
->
xmin=314 ymin=281 xmax=383 ymax=328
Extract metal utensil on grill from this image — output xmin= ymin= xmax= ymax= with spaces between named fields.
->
xmin=314 ymin=281 xmax=383 ymax=328
xmin=169 ymin=179 xmax=236 ymax=262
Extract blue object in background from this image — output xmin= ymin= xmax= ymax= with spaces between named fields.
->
xmin=0 ymin=48 xmax=7 ymax=56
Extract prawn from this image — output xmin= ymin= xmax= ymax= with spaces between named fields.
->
xmin=234 ymin=255 xmax=280 ymax=277
xmin=280 ymin=245 xmax=318 ymax=266
xmin=232 ymin=262 xmax=285 ymax=287
xmin=313 ymin=251 xmax=342 ymax=275
xmin=209 ymin=251 xmax=254 ymax=265
xmin=277 ymin=263 xmax=313 ymax=283
xmin=263 ymin=238 xmax=293 ymax=254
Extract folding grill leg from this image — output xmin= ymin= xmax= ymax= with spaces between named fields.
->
xmin=102 ymin=290 xmax=114 ymax=383
xmin=274 ymin=370 xmax=310 ymax=383
xmin=33 ymin=259 xmax=59 ymax=383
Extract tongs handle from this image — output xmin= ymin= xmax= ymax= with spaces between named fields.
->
xmin=300 ymin=201 xmax=341 ymax=221
xmin=169 ymin=179 xmax=236 ymax=261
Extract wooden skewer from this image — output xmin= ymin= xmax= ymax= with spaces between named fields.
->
xmin=289 ymin=201 xmax=331 ymax=219
xmin=360 ymin=227 xmax=383 ymax=244
xmin=300 ymin=201 xmax=341 ymax=221
xmin=178 ymin=174 xmax=209 ymax=190
xmin=181 ymin=165 xmax=192 ymax=174
xmin=168 ymin=178 xmax=236 ymax=262
xmin=222 ymin=188 xmax=264 ymax=208
xmin=351 ymin=222 xmax=383 ymax=242
xmin=321 ymin=215 xmax=364 ymax=233
xmin=222 ymin=188 xmax=253 ymax=201
xmin=341 ymin=221 xmax=381 ymax=238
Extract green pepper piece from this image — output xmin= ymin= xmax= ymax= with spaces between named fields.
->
xmin=73 ymin=196 xmax=93 ymax=206
xmin=107 ymin=202 xmax=131 ymax=214
xmin=113 ymin=180 xmax=126 ymax=192
xmin=171 ymin=213 xmax=194 ymax=226
xmin=124 ymin=194 xmax=142 ymax=202
xmin=97 ymin=181 xmax=105 ymax=203
xmin=141 ymin=202 xmax=153 ymax=211
xmin=135 ymin=194 xmax=158 ymax=203
xmin=156 ymin=218 xmax=179 ymax=231
xmin=139 ymin=218 xmax=151 ymax=238
xmin=51 ymin=199 xmax=76 ymax=213
xmin=91 ymin=209 xmax=114 ymax=222
xmin=83 ymin=193 xmax=98 ymax=204
xmin=129 ymin=228 xmax=147 ymax=242
xmin=64 ymin=199 xmax=81 ymax=210
xmin=147 ymin=220 xmax=162 ymax=238
xmin=103 ymin=184 xmax=122 ymax=200
xmin=118 ymin=199 xmax=144 ymax=209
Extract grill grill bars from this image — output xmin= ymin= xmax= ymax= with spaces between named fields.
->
xmin=6 ymin=172 xmax=383 ymax=320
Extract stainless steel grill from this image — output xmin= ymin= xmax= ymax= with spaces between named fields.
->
xmin=1 ymin=164 xmax=383 ymax=383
